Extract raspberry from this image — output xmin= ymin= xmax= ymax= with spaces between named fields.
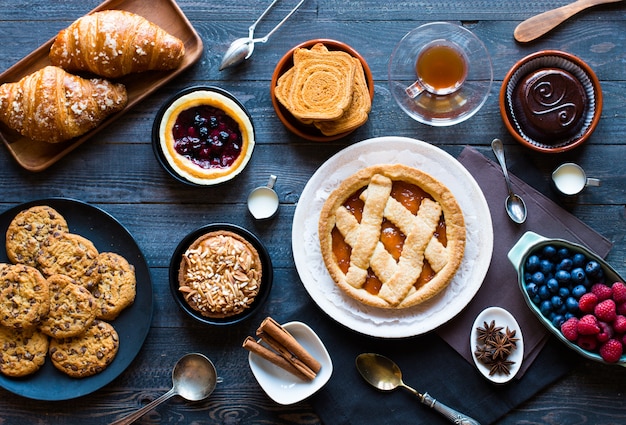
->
xmin=599 ymin=339 xmax=624 ymax=363
xmin=618 ymin=302 xmax=626 ymax=316
xmin=613 ymin=282 xmax=626 ymax=303
xmin=597 ymin=321 xmax=614 ymax=343
xmin=595 ymin=299 xmax=617 ymax=322
xmin=614 ymin=315 xmax=626 ymax=333
xmin=591 ymin=283 xmax=613 ymax=301
xmin=578 ymin=293 xmax=598 ymax=313
xmin=577 ymin=335 xmax=598 ymax=351
xmin=577 ymin=314 xmax=600 ymax=335
xmin=560 ymin=317 xmax=579 ymax=341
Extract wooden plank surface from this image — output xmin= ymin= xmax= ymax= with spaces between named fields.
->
xmin=1 ymin=0 xmax=626 ymax=424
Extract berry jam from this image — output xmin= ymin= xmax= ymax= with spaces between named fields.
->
xmin=172 ymin=105 xmax=242 ymax=169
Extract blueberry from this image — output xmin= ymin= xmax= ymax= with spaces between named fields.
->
xmin=551 ymin=295 xmax=564 ymax=309
xmin=565 ymin=296 xmax=579 ymax=312
xmin=585 ymin=261 xmax=602 ymax=278
xmin=542 ymin=245 xmax=557 ymax=259
xmin=526 ymin=282 xmax=539 ymax=298
xmin=573 ymin=253 xmax=587 ymax=268
xmin=557 ymin=248 xmax=570 ymax=259
xmin=557 ymin=258 xmax=573 ymax=271
xmin=532 ymin=271 xmax=546 ymax=286
xmin=526 ymin=255 xmax=540 ymax=272
xmin=571 ymin=268 xmax=586 ymax=285
xmin=547 ymin=278 xmax=560 ymax=294
xmin=552 ymin=315 xmax=566 ymax=328
xmin=540 ymin=259 xmax=554 ymax=275
xmin=538 ymin=285 xmax=551 ymax=300
xmin=572 ymin=284 xmax=587 ymax=299
xmin=558 ymin=287 xmax=570 ymax=298
xmin=540 ymin=300 xmax=553 ymax=316
xmin=555 ymin=270 xmax=571 ymax=284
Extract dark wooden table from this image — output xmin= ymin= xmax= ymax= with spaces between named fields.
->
xmin=1 ymin=0 xmax=626 ymax=424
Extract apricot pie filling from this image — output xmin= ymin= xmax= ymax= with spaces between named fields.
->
xmin=318 ymin=164 xmax=465 ymax=309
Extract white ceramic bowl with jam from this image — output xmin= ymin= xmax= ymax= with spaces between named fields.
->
xmin=152 ymin=86 xmax=255 ymax=186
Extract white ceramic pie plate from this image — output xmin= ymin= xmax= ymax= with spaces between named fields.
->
xmin=470 ymin=306 xmax=524 ymax=384
xmin=248 ymin=321 xmax=332 ymax=405
xmin=292 ymin=136 xmax=493 ymax=338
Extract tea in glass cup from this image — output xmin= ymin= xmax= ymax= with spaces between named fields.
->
xmin=388 ymin=22 xmax=493 ymax=126
xmin=406 ymin=41 xmax=468 ymax=97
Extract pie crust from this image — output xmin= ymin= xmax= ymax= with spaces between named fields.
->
xmin=318 ymin=164 xmax=466 ymax=309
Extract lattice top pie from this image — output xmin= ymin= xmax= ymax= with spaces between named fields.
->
xmin=318 ymin=164 xmax=466 ymax=309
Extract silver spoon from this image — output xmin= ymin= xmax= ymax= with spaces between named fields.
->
xmin=491 ymin=138 xmax=528 ymax=224
xmin=109 ymin=353 xmax=219 ymax=425
xmin=356 ymin=353 xmax=482 ymax=425
xmin=219 ymin=0 xmax=306 ymax=70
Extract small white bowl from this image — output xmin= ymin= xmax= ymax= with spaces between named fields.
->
xmin=470 ymin=306 xmax=524 ymax=384
xmin=248 ymin=321 xmax=332 ymax=405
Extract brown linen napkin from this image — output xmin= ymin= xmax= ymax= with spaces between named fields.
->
xmin=437 ymin=146 xmax=613 ymax=377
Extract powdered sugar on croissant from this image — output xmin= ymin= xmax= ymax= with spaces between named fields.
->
xmin=0 ymin=66 xmax=127 ymax=143
xmin=49 ymin=10 xmax=185 ymax=79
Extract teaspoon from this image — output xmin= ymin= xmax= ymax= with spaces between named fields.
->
xmin=491 ymin=138 xmax=527 ymax=224
xmin=355 ymin=353 xmax=481 ymax=425
xmin=219 ymin=0 xmax=306 ymax=70
xmin=109 ymin=353 xmax=219 ymax=425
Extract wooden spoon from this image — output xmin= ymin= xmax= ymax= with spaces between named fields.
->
xmin=514 ymin=0 xmax=623 ymax=43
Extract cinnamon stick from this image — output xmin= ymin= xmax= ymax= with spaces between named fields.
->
xmin=258 ymin=332 xmax=317 ymax=381
xmin=257 ymin=317 xmax=322 ymax=373
xmin=242 ymin=336 xmax=311 ymax=381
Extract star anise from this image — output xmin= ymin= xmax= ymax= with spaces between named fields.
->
xmin=504 ymin=326 xmax=520 ymax=348
xmin=474 ymin=319 xmax=520 ymax=376
xmin=489 ymin=359 xmax=515 ymax=376
xmin=491 ymin=333 xmax=513 ymax=359
xmin=474 ymin=344 xmax=492 ymax=362
xmin=476 ymin=320 xmax=503 ymax=344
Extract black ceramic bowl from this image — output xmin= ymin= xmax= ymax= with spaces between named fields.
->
xmin=169 ymin=223 xmax=272 ymax=325
xmin=152 ymin=86 xmax=255 ymax=186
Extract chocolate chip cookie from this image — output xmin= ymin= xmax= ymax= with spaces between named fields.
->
xmin=5 ymin=205 xmax=68 ymax=267
xmin=0 ymin=326 xmax=49 ymax=377
xmin=0 ymin=264 xmax=50 ymax=330
xmin=49 ymin=320 xmax=119 ymax=378
xmin=84 ymin=252 xmax=136 ymax=320
xmin=36 ymin=232 xmax=98 ymax=281
xmin=39 ymin=274 xmax=97 ymax=338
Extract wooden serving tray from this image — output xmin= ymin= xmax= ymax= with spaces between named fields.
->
xmin=0 ymin=0 xmax=203 ymax=171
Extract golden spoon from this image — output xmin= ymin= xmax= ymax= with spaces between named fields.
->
xmin=514 ymin=0 xmax=623 ymax=43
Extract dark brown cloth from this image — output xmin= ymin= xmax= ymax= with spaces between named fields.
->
xmin=437 ymin=146 xmax=612 ymax=376
xmin=304 ymin=146 xmax=613 ymax=425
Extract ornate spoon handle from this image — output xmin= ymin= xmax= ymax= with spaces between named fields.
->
xmin=419 ymin=392 xmax=481 ymax=425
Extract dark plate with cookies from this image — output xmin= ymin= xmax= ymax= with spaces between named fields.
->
xmin=0 ymin=198 xmax=153 ymax=400
xmin=169 ymin=223 xmax=273 ymax=325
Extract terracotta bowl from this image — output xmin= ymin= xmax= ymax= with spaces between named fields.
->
xmin=270 ymin=39 xmax=374 ymax=142
xmin=500 ymin=50 xmax=602 ymax=154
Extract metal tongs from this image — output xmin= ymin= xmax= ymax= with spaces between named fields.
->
xmin=219 ymin=0 xmax=306 ymax=70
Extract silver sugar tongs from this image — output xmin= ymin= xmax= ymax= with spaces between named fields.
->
xmin=219 ymin=0 xmax=306 ymax=70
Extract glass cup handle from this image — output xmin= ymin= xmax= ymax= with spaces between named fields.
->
xmin=586 ymin=177 xmax=601 ymax=187
xmin=405 ymin=80 xmax=425 ymax=98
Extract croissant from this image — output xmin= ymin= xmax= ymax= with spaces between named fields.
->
xmin=0 ymin=66 xmax=128 ymax=143
xmin=49 ymin=10 xmax=185 ymax=78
